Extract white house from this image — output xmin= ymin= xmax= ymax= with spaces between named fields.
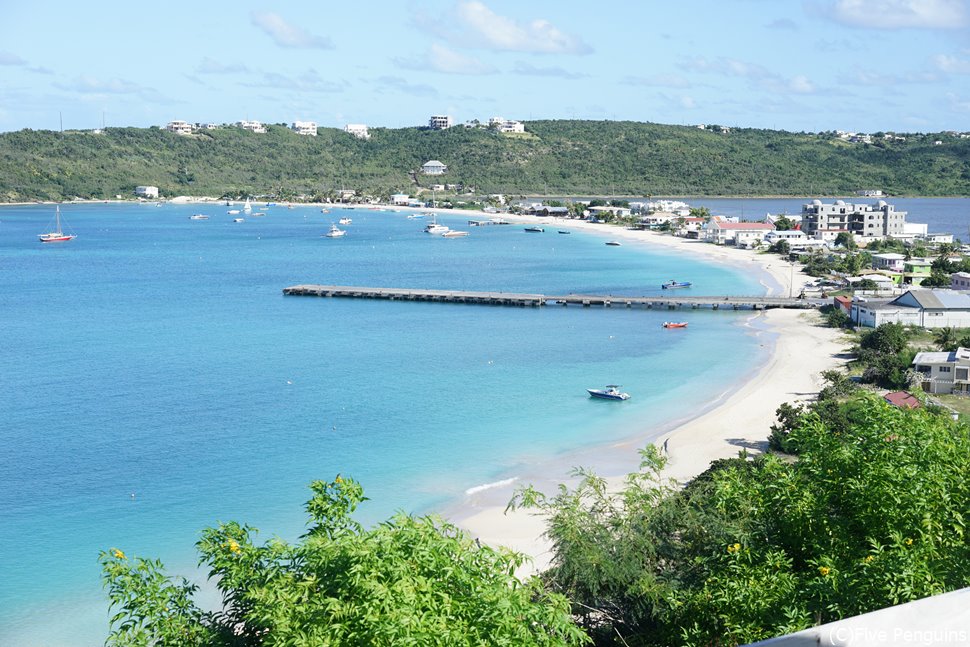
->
xmin=422 ymin=160 xmax=448 ymax=175
xmin=951 ymin=272 xmax=970 ymax=290
xmin=912 ymin=347 xmax=970 ymax=394
xmin=871 ymin=253 xmax=906 ymax=272
xmin=704 ymin=220 xmax=775 ymax=247
xmin=135 ymin=185 xmax=159 ymax=199
xmin=428 ymin=115 xmax=453 ymax=130
xmin=763 ymin=230 xmax=828 ymax=251
xmin=587 ymin=205 xmax=632 ymax=220
xmin=498 ymin=119 xmax=524 ymax=133
xmin=852 ymin=289 xmax=970 ymax=328
xmin=391 ymin=193 xmax=410 ymax=205
xmin=345 ymin=124 xmax=370 ymax=139
xmin=165 ymin=121 xmax=192 ymax=135
xmin=291 ymin=121 xmax=317 ymax=136
xmin=236 ymin=120 xmax=266 ymax=134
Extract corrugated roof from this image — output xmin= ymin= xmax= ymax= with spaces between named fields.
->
xmin=892 ymin=289 xmax=970 ymax=310
xmin=912 ymin=350 xmax=956 ymax=364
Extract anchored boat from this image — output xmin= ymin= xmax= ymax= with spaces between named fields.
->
xmin=661 ymin=280 xmax=692 ymax=290
xmin=586 ymin=384 xmax=630 ymax=401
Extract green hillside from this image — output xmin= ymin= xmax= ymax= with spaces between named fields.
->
xmin=1 ymin=120 xmax=968 ymax=202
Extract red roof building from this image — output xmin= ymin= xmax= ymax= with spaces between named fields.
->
xmin=884 ymin=391 xmax=921 ymax=409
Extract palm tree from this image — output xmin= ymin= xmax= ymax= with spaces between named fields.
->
xmin=933 ymin=326 xmax=959 ymax=351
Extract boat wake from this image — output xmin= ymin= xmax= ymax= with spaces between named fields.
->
xmin=464 ymin=476 xmax=518 ymax=496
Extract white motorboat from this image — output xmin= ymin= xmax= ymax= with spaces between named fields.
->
xmin=441 ymin=230 xmax=468 ymax=237
xmin=324 ymin=223 xmax=345 ymax=238
xmin=586 ymin=385 xmax=630 ymax=401
xmin=424 ymin=215 xmax=449 ymax=234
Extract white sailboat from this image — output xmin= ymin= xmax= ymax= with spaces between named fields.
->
xmin=243 ymin=197 xmax=252 ymax=213
xmin=38 ymin=206 xmax=76 ymax=243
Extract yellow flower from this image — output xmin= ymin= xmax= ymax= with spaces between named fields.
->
xmin=111 ymin=549 xmax=126 ymax=560
xmin=726 ymin=543 xmax=742 ymax=554
xmin=904 ymin=538 xmax=913 ymax=546
xmin=335 ymin=475 xmax=343 ymax=484
xmin=864 ymin=555 xmax=874 ymax=564
xmin=227 ymin=540 xmax=240 ymax=554
xmin=818 ymin=566 xmax=831 ymax=576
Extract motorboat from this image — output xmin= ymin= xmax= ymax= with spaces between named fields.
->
xmin=324 ymin=223 xmax=346 ymax=238
xmin=228 ymin=209 xmax=241 ymax=215
xmin=661 ymin=280 xmax=692 ymax=290
xmin=524 ymin=226 xmax=544 ymax=233
xmin=189 ymin=214 xmax=208 ymax=220
xmin=441 ymin=230 xmax=469 ymax=237
xmin=558 ymin=230 xmax=571 ymax=234
xmin=605 ymin=241 xmax=621 ymax=246
xmin=587 ymin=385 xmax=630 ymax=401
xmin=338 ymin=217 xmax=352 ymax=225
xmin=424 ymin=215 xmax=449 ymax=234
xmin=233 ymin=218 xmax=245 ymax=223
xmin=38 ymin=206 xmax=76 ymax=243
xmin=663 ymin=322 xmax=688 ymax=329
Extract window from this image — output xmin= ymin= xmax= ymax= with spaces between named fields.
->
xmin=940 ymin=366 xmax=952 ymax=373
xmin=957 ymin=368 xmax=969 ymax=381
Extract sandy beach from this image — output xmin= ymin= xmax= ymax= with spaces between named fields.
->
xmin=426 ymin=209 xmax=852 ymax=574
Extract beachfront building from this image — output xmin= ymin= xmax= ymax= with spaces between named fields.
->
xmin=134 ymin=185 xmax=159 ymax=199
xmin=428 ymin=115 xmax=453 ymax=130
xmin=345 ymin=124 xmax=370 ymax=139
xmin=587 ymin=205 xmax=632 ymax=221
xmin=851 ymin=289 xmax=970 ymax=328
xmin=912 ymin=347 xmax=970 ymax=394
xmin=236 ymin=120 xmax=266 ymax=134
xmin=391 ymin=193 xmax=410 ymax=205
xmin=422 ymin=160 xmax=447 ymax=175
xmin=704 ymin=219 xmax=775 ymax=247
xmin=291 ymin=121 xmax=317 ymax=136
xmin=800 ymin=199 xmax=906 ymax=242
xmin=165 ymin=120 xmax=192 ymax=135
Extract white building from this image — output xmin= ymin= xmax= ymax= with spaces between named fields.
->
xmin=134 ymin=185 xmax=159 ymax=199
xmin=587 ymin=206 xmax=632 ymax=220
xmin=704 ymin=220 xmax=775 ymax=247
xmin=497 ymin=119 xmax=524 ymax=133
xmin=852 ymin=289 xmax=970 ymax=328
xmin=422 ymin=160 xmax=448 ymax=175
xmin=236 ymin=120 xmax=266 ymax=134
xmin=165 ymin=121 xmax=192 ymax=135
xmin=912 ymin=347 xmax=970 ymax=394
xmin=345 ymin=124 xmax=370 ymax=139
xmin=871 ymin=253 xmax=906 ymax=272
xmin=428 ymin=115 xmax=453 ymax=130
xmin=800 ymin=199 xmax=906 ymax=241
xmin=951 ymin=272 xmax=970 ymax=290
xmin=291 ymin=121 xmax=317 ymax=136
xmin=391 ymin=193 xmax=410 ymax=205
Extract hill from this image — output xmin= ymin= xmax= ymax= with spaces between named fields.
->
xmin=1 ymin=121 xmax=968 ymax=201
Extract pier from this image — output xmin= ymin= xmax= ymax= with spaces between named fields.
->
xmin=283 ymin=285 xmax=820 ymax=310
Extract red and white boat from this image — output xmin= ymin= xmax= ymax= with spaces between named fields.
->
xmin=662 ymin=321 xmax=688 ymax=329
xmin=38 ymin=206 xmax=76 ymax=243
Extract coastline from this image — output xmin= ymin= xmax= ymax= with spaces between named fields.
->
xmin=423 ymin=211 xmax=850 ymax=574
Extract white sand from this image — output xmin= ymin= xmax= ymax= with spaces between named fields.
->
xmin=429 ymin=212 xmax=851 ymax=574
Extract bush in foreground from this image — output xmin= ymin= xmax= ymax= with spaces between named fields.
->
xmin=101 ymin=477 xmax=588 ymax=646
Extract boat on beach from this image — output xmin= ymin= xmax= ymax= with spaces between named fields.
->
xmin=587 ymin=385 xmax=630 ymax=401
xmin=38 ymin=206 xmax=76 ymax=243
xmin=661 ymin=280 xmax=692 ymax=290
xmin=663 ymin=322 xmax=688 ymax=329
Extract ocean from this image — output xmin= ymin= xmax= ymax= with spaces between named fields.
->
xmin=0 ymin=197 xmax=960 ymax=645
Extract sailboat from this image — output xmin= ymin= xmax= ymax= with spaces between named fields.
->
xmin=38 ymin=206 xmax=76 ymax=243
xmin=243 ymin=197 xmax=252 ymax=213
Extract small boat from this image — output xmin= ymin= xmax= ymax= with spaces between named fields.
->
xmin=189 ymin=214 xmax=208 ymax=220
xmin=250 ymin=211 xmax=266 ymax=217
xmin=243 ymin=198 xmax=252 ymax=213
xmin=324 ymin=223 xmax=345 ymax=238
xmin=558 ymin=230 xmax=571 ymax=234
xmin=407 ymin=213 xmax=425 ymax=219
xmin=441 ymin=230 xmax=469 ymax=237
xmin=228 ymin=209 xmax=241 ymax=215
xmin=321 ymin=208 xmax=330 ymax=213
xmin=233 ymin=218 xmax=245 ymax=223
xmin=663 ymin=322 xmax=688 ymax=329
xmin=424 ymin=215 xmax=449 ymax=234
xmin=661 ymin=280 xmax=692 ymax=290
xmin=524 ymin=226 xmax=544 ymax=233
xmin=605 ymin=241 xmax=621 ymax=246
xmin=587 ymin=385 xmax=630 ymax=401
xmin=338 ymin=217 xmax=352 ymax=225
xmin=38 ymin=206 xmax=76 ymax=243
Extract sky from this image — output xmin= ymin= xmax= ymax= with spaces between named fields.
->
xmin=1 ymin=0 xmax=969 ymax=134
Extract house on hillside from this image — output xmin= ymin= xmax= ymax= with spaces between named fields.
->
xmin=291 ymin=121 xmax=317 ymax=136
xmin=852 ymin=289 xmax=970 ymax=328
xmin=912 ymin=347 xmax=970 ymax=394
xmin=345 ymin=124 xmax=370 ymax=139
xmin=428 ymin=115 xmax=453 ymax=130
xmin=135 ymin=185 xmax=159 ymax=199
xmin=165 ymin=121 xmax=192 ymax=135
xmin=422 ymin=160 xmax=447 ymax=175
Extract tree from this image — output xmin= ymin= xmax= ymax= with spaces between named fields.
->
xmin=513 ymin=395 xmax=970 ymax=646
xmin=101 ymin=477 xmax=588 ymax=646
xmin=689 ymin=206 xmax=711 ymax=220
xmin=773 ymin=215 xmax=796 ymax=231
xmin=933 ymin=326 xmax=960 ymax=351
xmin=834 ymin=232 xmax=857 ymax=250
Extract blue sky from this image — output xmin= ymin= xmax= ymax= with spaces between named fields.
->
xmin=2 ymin=0 xmax=969 ymax=134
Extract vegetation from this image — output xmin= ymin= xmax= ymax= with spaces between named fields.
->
xmin=512 ymin=394 xmax=970 ymax=646
xmin=100 ymin=477 xmax=587 ymax=646
xmin=3 ymin=121 xmax=970 ymax=201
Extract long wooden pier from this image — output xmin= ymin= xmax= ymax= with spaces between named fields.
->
xmin=283 ymin=284 xmax=819 ymax=310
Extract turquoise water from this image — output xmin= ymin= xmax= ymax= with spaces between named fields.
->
xmin=0 ymin=203 xmax=767 ymax=645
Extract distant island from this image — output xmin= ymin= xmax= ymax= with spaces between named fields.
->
xmin=1 ymin=120 xmax=968 ymax=202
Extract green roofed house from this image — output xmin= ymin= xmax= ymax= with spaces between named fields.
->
xmin=851 ymin=288 xmax=970 ymax=328
xmin=903 ymin=259 xmax=933 ymax=285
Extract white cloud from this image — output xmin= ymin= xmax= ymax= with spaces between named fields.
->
xmin=826 ymin=0 xmax=968 ymax=29
xmin=196 ymin=57 xmax=249 ymax=75
xmin=423 ymin=1 xmax=592 ymax=55
xmin=680 ymin=96 xmax=697 ymax=109
xmin=513 ymin=60 xmax=587 ymax=79
xmin=789 ymin=75 xmax=816 ymax=93
xmin=625 ymin=73 xmax=691 ymax=88
xmin=0 ymin=51 xmax=26 ymax=65
xmin=241 ymin=69 xmax=345 ymax=92
xmin=682 ymin=57 xmax=817 ymax=94
xmin=947 ymin=92 xmax=970 ymax=111
xmin=251 ymin=12 xmax=333 ymax=49
xmin=841 ymin=68 xmax=941 ymax=84
xmin=934 ymin=53 xmax=970 ymax=73
xmin=396 ymin=44 xmax=495 ymax=75
xmin=375 ymin=76 xmax=438 ymax=97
